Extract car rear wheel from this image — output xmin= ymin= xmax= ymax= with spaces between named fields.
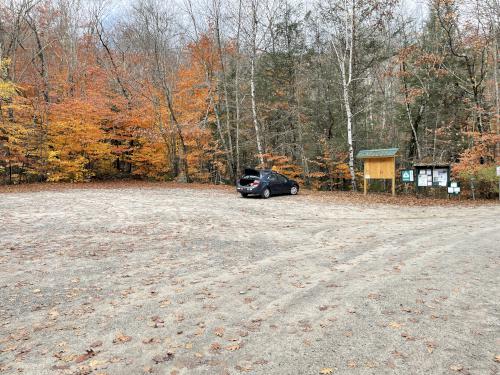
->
xmin=240 ymin=193 xmax=248 ymax=198
xmin=290 ymin=185 xmax=299 ymax=195
xmin=261 ymin=188 xmax=271 ymax=199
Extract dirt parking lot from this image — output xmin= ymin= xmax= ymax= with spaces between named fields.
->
xmin=0 ymin=186 xmax=499 ymax=375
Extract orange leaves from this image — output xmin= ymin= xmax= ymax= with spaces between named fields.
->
xmin=112 ymin=332 xmax=132 ymax=344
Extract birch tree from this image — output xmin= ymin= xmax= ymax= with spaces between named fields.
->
xmin=319 ymin=0 xmax=397 ymax=189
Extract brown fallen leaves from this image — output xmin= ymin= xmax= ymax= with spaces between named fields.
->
xmin=149 ymin=316 xmax=165 ymax=328
xmin=143 ymin=337 xmax=161 ymax=344
xmin=152 ymin=351 xmax=174 ymax=364
xmin=225 ymin=343 xmax=241 ymax=351
xmin=209 ymin=342 xmax=221 ymax=352
xmin=319 ymin=368 xmax=334 ymax=374
xmin=113 ymin=332 xmax=132 ymax=344
xmin=213 ymin=327 xmax=224 ymax=337
xmin=74 ymin=349 xmax=96 ymax=363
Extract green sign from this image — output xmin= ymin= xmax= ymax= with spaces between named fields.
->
xmin=401 ymin=169 xmax=414 ymax=183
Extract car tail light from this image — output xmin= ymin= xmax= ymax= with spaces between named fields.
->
xmin=250 ymin=180 xmax=260 ymax=187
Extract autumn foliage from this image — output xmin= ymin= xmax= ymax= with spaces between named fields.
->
xmin=1 ymin=0 xmax=499 ymax=198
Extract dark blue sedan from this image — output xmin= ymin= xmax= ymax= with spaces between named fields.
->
xmin=236 ymin=168 xmax=299 ymax=198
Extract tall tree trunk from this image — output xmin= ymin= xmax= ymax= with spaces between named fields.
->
xmin=342 ymin=78 xmax=356 ymax=190
xmin=213 ymin=2 xmax=235 ymax=178
xmin=401 ymin=62 xmax=422 ymax=160
xmin=234 ymin=0 xmax=243 ymax=174
xmin=250 ymin=1 xmax=264 ymax=166
xmin=494 ymin=25 xmax=499 ymax=157
xmin=163 ymin=87 xmax=189 ymax=182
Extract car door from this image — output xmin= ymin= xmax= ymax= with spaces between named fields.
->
xmin=267 ymin=173 xmax=281 ymax=193
xmin=276 ymin=174 xmax=290 ymax=194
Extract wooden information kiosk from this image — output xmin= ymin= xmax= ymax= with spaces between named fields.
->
xmin=357 ymin=148 xmax=399 ymax=196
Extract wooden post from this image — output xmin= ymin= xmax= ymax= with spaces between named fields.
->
xmin=364 ymin=177 xmax=367 ymax=195
xmin=392 ymin=157 xmax=396 ymax=196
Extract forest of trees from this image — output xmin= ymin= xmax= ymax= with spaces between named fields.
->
xmin=0 ymin=0 xmax=499 ymax=197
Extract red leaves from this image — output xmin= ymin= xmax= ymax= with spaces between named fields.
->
xmin=74 ymin=349 xmax=96 ymax=363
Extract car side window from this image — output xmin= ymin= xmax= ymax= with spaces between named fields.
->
xmin=277 ymin=174 xmax=288 ymax=183
xmin=268 ymin=174 xmax=278 ymax=182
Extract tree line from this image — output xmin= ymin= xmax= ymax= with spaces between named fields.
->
xmin=0 ymin=0 xmax=498 ymax=197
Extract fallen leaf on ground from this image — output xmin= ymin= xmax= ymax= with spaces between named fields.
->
xmin=401 ymin=332 xmax=415 ymax=341
xmin=425 ymin=341 xmax=437 ymax=353
xmin=388 ymin=321 xmax=402 ymax=329
xmin=143 ymin=337 xmax=161 ymax=344
xmin=449 ymin=364 xmax=463 ymax=372
xmin=495 ymin=355 xmax=500 ymax=362
xmin=113 ymin=332 xmax=132 ymax=344
xmin=213 ymin=327 xmax=224 ymax=337
xmin=209 ymin=342 xmax=221 ymax=352
xmin=89 ymin=359 xmax=107 ymax=367
xmin=152 ymin=352 xmax=174 ymax=364
xmin=75 ymin=349 xmax=96 ymax=363
xmin=319 ymin=368 xmax=333 ymax=374
xmin=226 ymin=344 xmax=240 ymax=351
xmin=160 ymin=299 xmax=171 ymax=307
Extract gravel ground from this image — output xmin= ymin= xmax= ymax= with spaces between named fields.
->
xmin=0 ymin=186 xmax=499 ymax=375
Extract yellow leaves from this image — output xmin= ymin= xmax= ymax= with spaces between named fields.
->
xmin=0 ymin=58 xmax=16 ymax=99
xmin=388 ymin=321 xmax=403 ymax=329
xmin=319 ymin=368 xmax=334 ymax=374
xmin=0 ymin=81 xmax=16 ymax=98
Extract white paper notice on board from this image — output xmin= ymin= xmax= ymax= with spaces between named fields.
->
xmin=433 ymin=168 xmax=448 ymax=187
xmin=418 ymin=174 xmax=429 ymax=187
xmin=497 ymin=166 xmax=500 ymax=176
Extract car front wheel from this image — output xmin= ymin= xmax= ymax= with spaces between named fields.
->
xmin=261 ymin=188 xmax=271 ymax=199
xmin=290 ymin=185 xmax=299 ymax=195
xmin=241 ymin=193 xmax=248 ymax=198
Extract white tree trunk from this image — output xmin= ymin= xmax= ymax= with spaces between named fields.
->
xmin=343 ymin=78 xmax=356 ymax=190
xmin=250 ymin=1 xmax=264 ymax=166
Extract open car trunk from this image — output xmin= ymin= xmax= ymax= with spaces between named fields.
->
xmin=239 ymin=168 xmax=260 ymax=186
xmin=243 ymin=168 xmax=259 ymax=177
